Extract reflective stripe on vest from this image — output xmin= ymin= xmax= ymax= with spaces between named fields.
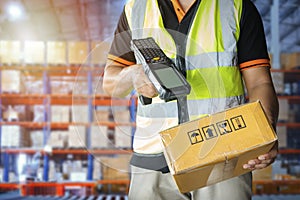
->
xmin=125 ymin=0 xmax=244 ymax=118
xmin=137 ymin=95 xmax=245 ymax=119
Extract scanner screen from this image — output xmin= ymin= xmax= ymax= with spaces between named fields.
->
xmin=154 ymin=67 xmax=184 ymax=88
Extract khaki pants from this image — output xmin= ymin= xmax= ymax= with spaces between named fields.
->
xmin=128 ymin=165 xmax=252 ymax=200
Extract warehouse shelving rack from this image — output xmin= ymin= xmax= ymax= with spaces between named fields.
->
xmin=273 ymin=69 xmax=300 ymax=133
xmin=253 ymin=179 xmax=300 ymax=195
xmin=1 ymin=41 xmax=300 ymax=195
xmin=0 ymin=41 xmax=137 ymax=192
xmin=251 ymin=69 xmax=300 ymax=195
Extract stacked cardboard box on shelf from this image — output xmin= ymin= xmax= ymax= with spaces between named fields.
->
xmin=69 ymin=161 xmax=87 ymax=181
xmin=281 ymin=52 xmax=300 ymax=70
xmin=68 ymin=126 xmax=86 ymax=148
xmin=1 ymin=126 xmax=30 ymax=147
xmin=94 ymin=108 xmax=110 ymax=122
xmin=68 ymin=41 xmax=88 ymax=65
xmin=111 ymin=108 xmax=131 ymax=123
xmin=91 ymin=125 xmax=110 ymax=149
xmin=30 ymin=131 xmax=44 ymax=148
xmin=50 ymin=79 xmax=73 ymax=95
xmin=23 ymin=77 xmax=43 ymax=94
xmin=47 ymin=41 xmax=67 ymax=65
xmin=93 ymin=158 xmax=102 ymax=180
xmin=253 ymin=165 xmax=273 ymax=181
xmin=32 ymin=105 xmax=44 ymax=122
xmin=0 ymin=41 xmax=21 ymax=64
xmin=1 ymin=70 xmax=22 ymax=93
xmin=72 ymin=105 xmax=89 ymax=123
xmin=47 ymin=131 xmax=68 ymax=148
xmin=271 ymin=71 xmax=284 ymax=95
xmin=276 ymin=126 xmax=287 ymax=148
xmin=91 ymin=41 xmax=111 ymax=65
xmin=51 ymin=106 xmax=70 ymax=122
xmin=72 ymin=78 xmax=89 ymax=95
xmin=114 ymin=126 xmax=132 ymax=149
xmin=278 ymin=99 xmax=289 ymax=122
xmin=0 ymin=40 xmax=112 ymax=66
xmin=100 ymin=155 xmax=131 ymax=180
xmin=98 ymin=154 xmax=131 ymax=193
xmin=24 ymin=41 xmax=45 ymax=64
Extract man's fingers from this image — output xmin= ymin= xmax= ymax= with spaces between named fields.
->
xmin=258 ymin=149 xmax=277 ymax=163
xmin=139 ymin=85 xmax=158 ymax=98
xmin=253 ymin=163 xmax=269 ymax=170
xmin=243 ymin=157 xmax=274 ymax=170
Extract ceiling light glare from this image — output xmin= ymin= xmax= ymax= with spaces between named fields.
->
xmin=7 ymin=4 xmax=23 ymax=20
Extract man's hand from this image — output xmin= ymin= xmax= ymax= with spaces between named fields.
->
xmin=243 ymin=141 xmax=278 ymax=170
xmin=132 ymin=64 xmax=158 ymax=98
xmin=103 ymin=62 xmax=158 ymax=98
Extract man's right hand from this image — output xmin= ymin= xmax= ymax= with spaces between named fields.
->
xmin=132 ymin=64 xmax=158 ymax=98
xmin=103 ymin=62 xmax=158 ymax=98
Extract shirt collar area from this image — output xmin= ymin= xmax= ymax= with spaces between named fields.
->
xmin=170 ymin=0 xmax=196 ymax=23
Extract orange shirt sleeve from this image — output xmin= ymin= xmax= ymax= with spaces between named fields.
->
xmin=239 ymin=59 xmax=271 ymax=71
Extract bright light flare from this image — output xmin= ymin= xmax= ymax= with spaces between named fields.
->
xmin=7 ymin=4 xmax=23 ymax=20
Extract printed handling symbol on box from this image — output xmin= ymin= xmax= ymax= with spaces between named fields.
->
xmin=202 ymin=125 xmax=218 ymax=140
xmin=230 ymin=115 xmax=246 ymax=131
xmin=216 ymin=120 xmax=232 ymax=135
xmin=188 ymin=129 xmax=203 ymax=145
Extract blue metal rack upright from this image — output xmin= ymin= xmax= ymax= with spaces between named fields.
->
xmin=86 ymin=41 xmax=94 ymax=180
xmin=0 ymin=59 xmax=9 ymax=182
xmin=43 ymin=41 xmax=51 ymax=181
xmin=130 ymin=91 xmax=137 ymax=149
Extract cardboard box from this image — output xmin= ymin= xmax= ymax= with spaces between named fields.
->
xmin=281 ymin=52 xmax=300 ymax=70
xmin=278 ymin=99 xmax=289 ymax=122
xmin=0 ymin=41 xmax=21 ymax=64
xmin=252 ymin=165 xmax=273 ymax=181
xmin=114 ymin=126 xmax=132 ymax=148
xmin=30 ymin=131 xmax=44 ymax=148
xmin=71 ymin=105 xmax=88 ymax=123
xmin=1 ymin=70 xmax=21 ymax=93
xmin=68 ymin=41 xmax=88 ymax=64
xmin=1 ymin=126 xmax=29 ymax=147
xmin=68 ymin=126 xmax=86 ymax=148
xmin=51 ymin=106 xmax=70 ymax=122
xmin=100 ymin=155 xmax=131 ymax=180
xmin=94 ymin=109 xmax=110 ymax=122
xmin=91 ymin=41 xmax=111 ymax=65
xmin=47 ymin=131 xmax=68 ymax=148
xmin=24 ymin=41 xmax=45 ymax=64
xmin=276 ymin=126 xmax=287 ymax=148
xmin=47 ymin=41 xmax=67 ymax=65
xmin=271 ymin=71 xmax=284 ymax=95
xmin=112 ymin=109 xmax=131 ymax=123
xmin=159 ymin=101 xmax=277 ymax=193
xmin=91 ymin=125 xmax=110 ymax=149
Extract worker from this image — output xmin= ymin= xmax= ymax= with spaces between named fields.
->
xmin=103 ymin=0 xmax=279 ymax=199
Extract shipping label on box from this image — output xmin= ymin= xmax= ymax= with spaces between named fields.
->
xmin=159 ymin=101 xmax=277 ymax=193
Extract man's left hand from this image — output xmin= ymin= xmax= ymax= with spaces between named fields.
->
xmin=243 ymin=141 xmax=278 ymax=170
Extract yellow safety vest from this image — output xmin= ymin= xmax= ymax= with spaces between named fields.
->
xmin=125 ymin=0 xmax=245 ymax=154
